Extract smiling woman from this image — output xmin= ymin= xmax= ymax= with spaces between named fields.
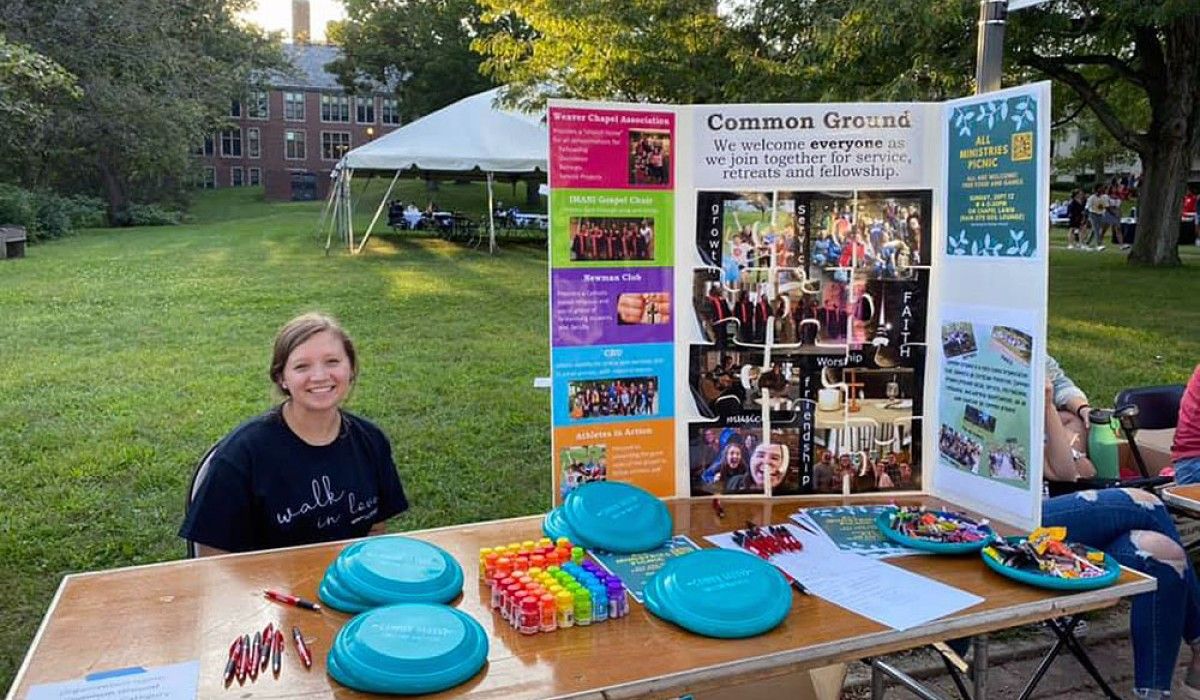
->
xmin=178 ymin=312 xmax=408 ymax=556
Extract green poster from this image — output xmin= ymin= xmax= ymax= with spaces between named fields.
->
xmin=945 ymin=92 xmax=1040 ymax=257
xmin=550 ymin=188 xmax=675 ymax=268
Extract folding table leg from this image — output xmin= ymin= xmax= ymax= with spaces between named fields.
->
xmin=868 ymin=658 xmax=951 ymax=700
xmin=971 ymin=634 xmax=988 ymax=700
xmin=1017 ymin=616 xmax=1120 ymax=700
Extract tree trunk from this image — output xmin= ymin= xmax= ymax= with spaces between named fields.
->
xmin=98 ymin=156 xmax=131 ymax=227
xmin=1128 ymin=98 xmax=1196 ymax=265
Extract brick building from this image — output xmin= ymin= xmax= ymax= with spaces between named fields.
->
xmin=199 ymin=42 xmax=399 ymax=201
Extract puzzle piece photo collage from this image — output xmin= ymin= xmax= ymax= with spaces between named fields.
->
xmin=688 ymin=190 xmax=932 ymax=498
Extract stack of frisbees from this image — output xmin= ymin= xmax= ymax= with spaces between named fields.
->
xmin=542 ymin=481 xmax=673 ymax=554
xmin=319 ymin=536 xmax=488 ymax=694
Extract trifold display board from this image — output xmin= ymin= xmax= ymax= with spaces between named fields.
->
xmin=548 ymin=83 xmax=1051 ymax=531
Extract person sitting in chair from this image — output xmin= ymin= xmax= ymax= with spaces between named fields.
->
xmin=1170 ymin=364 xmax=1200 ymax=484
xmin=1041 ymin=357 xmax=1200 ymax=700
xmin=1044 ymin=355 xmax=1097 ymax=481
xmin=179 ymin=313 xmax=408 ymax=556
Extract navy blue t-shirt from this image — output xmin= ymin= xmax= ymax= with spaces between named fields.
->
xmin=179 ymin=408 xmax=408 ymax=553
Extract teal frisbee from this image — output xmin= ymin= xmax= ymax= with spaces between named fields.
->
xmin=875 ymin=509 xmax=993 ymax=554
xmin=327 ymin=603 xmax=488 ymax=694
xmin=981 ymin=537 xmax=1121 ymax=591
xmin=542 ymin=506 xmax=583 ymax=543
xmin=333 ymin=536 xmax=463 ymax=607
xmin=644 ymin=549 xmax=792 ymax=638
xmin=561 ymin=481 xmax=672 ymax=553
xmin=319 ymin=566 xmax=377 ymax=613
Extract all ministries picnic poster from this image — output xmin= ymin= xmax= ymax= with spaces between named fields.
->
xmin=549 ymin=83 xmax=1052 ymax=530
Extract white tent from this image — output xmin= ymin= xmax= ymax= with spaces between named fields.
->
xmin=325 ymin=87 xmax=548 ymax=254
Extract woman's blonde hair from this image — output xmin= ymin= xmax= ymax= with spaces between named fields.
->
xmin=269 ymin=312 xmax=358 ymax=396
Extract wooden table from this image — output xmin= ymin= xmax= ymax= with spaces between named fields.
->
xmin=9 ymin=497 xmax=1154 ymax=700
xmin=1161 ymin=483 xmax=1200 ymax=515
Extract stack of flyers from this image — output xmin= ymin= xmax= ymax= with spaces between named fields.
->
xmin=791 ymin=506 xmax=919 ymax=559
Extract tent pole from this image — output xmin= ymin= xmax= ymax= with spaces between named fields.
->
xmin=320 ymin=175 xmax=338 ymax=255
xmin=345 ymin=169 xmax=356 ymax=254
xmin=356 ymin=169 xmax=402 ymax=255
xmin=486 ymin=172 xmax=497 ymax=255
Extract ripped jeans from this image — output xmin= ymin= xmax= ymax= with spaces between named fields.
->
xmin=1043 ymin=488 xmax=1200 ymax=693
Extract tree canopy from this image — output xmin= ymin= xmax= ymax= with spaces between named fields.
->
xmin=472 ymin=0 xmax=1198 ymax=265
xmin=327 ymin=0 xmax=496 ymax=122
xmin=0 ymin=0 xmax=285 ymax=223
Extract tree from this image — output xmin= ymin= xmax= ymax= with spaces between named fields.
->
xmin=474 ymin=0 xmax=754 ymax=109
xmin=0 ymin=36 xmax=79 ymax=144
xmin=0 ymin=0 xmax=285 ymax=224
xmin=327 ymin=0 xmax=496 ymax=122
xmin=475 ymin=0 xmax=1199 ymax=266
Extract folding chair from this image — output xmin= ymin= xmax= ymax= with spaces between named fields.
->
xmin=184 ymin=442 xmax=221 ymax=558
xmin=1114 ymin=384 xmax=1185 ymax=479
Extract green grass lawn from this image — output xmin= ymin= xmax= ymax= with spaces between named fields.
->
xmin=0 ymin=188 xmax=1195 ymax=693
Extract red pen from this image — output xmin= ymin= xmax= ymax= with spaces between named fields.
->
xmin=237 ymin=633 xmax=250 ymax=683
xmin=273 ymin=629 xmax=284 ymax=676
xmin=293 ymin=626 xmax=313 ymax=669
xmin=260 ymin=623 xmax=273 ymax=671
xmin=224 ymin=636 xmax=242 ymax=683
xmin=248 ymin=631 xmax=260 ymax=681
xmin=265 ymin=589 xmax=321 ymax=611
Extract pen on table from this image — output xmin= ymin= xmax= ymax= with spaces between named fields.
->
xmin=711 ymin=497 xmax=725 ymax=519
xmin=260 ymin=623 xmax=273 ymax=671
xmin=273 ymin=629 xmax=284 ymax=676
xmin=237 ymin=633 xmax=250 ymax=683
xmin=265 ymin=589 xmax=322 ymax=611
xmin=223 ymin=636 xmax=242 ymax=683
xmin=249 ymin=631 xmax=261 ymax=681
xmin=293 ymin=626 xmax=313 ymax=669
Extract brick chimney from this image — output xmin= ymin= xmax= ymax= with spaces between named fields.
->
xmin=292 ymin=0 xmax=311 ymax=44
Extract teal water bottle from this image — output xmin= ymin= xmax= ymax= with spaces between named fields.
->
xmin=1087 ymin=409 xmax=1121 ymax=479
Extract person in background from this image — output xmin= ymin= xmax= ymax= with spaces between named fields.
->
xmin=1084 ymin=185 xmax=1109 ymax=252
xmin=179 ymin=313 xmax=408 ymax=555
xmin=1066 ymin=189 xmax=1087 ymax=250
xmin=1169 ymin=365 xmax=1200 ymax=484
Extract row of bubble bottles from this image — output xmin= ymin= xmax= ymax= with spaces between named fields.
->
xmin=480 ymin=537 xmax=585 ymax=584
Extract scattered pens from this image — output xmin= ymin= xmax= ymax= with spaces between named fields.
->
xmin=260 ymin=623 xmax=273 ymax=671
xmin=293 ymin=626 xmax=313 ymax=669
xmin=223 ymin=636 xmax=242 ymax=684
xmin=711 ymin=497 xmax=725 ymax=519
xmin=265 ymin=589 xmax=321 ymax=611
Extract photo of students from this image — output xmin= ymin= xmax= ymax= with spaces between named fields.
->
xmin=559 ymin=444 xmax=607 ymax=499
xmin=709 ymin=193 xmax=801 ymax=287
xmin=805 ymin=193 xmax=928 ymax=282
xmin=941 ymin=321 xmax=977 ymax=358
xmin=939 ymin=423 xmax=983 ymax=473
xmin=810 ymin=445 xmax=915 ymax=494
xmin=569 ymin=216 xmax=655 ymax=261
xmin=690 ymin=348 xmax=801 ymax=415
xmin=616 ymin=292 xmax=671 ymax=325
xmin=688 ymin=426 xmax=803 ymax=496
xmin=991 ymin=325 xmax=1032 ymax=365
xmin=628 ymin=130 xmax=671 ymax=186
xmin=568 ymin=377 xmax=659 ymax=419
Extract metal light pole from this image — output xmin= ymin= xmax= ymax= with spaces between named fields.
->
xmin=974 ymin=0 xmax=1008 ymax=94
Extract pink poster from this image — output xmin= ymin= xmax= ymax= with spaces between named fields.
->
xmin=549 ymin=107 xmax=675 ymax=190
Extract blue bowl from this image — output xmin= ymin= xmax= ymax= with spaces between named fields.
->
xmin=981 ymin=537 xmax=1121 ymax=591
xmin=875 ymin=509 xmax=993 ymax=554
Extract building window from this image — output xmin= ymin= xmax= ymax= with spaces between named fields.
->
xmin=248 ymin=167 xmax=261 ymax=186
xmin=320 ymin=93 xmax=351 ymax=122
xmin=321 ymin=131 xmax=351 ymax=160
xmin=285 ymin=130 xmax=306 ymax=160
xmin=230 ymin=100 xmax=241 ymax=118
xmin=202 ymin=167 xmax=217 ymax=189
xmin=231 ymin=167 xmax=244 ymax=187
xmin=220 ymin=128 xmax=242 ymax=157
xmin=247 ymin=90 xmax=269 ymax=119
xmin=247 ymin=127 xmax=261 ymax=158
xmin=284 ymin=91 xmax=305 ymax=121
xmin=356 ymin=97 xmax=375 ymax=124
xmin=381 ymin=97 xmax=401 ymax=125
xmin=191 ymin=134 xmax=215 ymax=157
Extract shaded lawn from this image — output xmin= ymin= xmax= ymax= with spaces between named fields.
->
xmin=0 ymin=189 xmax=1195 ymax=693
